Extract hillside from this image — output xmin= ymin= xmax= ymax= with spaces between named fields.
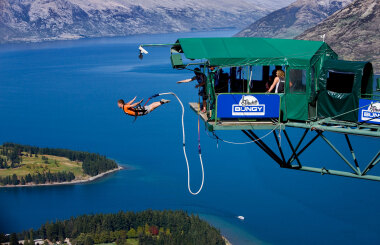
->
xmin=13 ymin=210 xmax=226 ymax=245
xmin=296 ymin=0 xmax=379 ymax=73
xmin=0 ymin=0 xmax=277 ymax=43
xmin=0 ymin=143 xmax=119 ymax=186
xmin=235 ymin=0 xmax=352 ymax=38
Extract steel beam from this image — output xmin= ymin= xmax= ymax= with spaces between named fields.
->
xmin=283 ymin=130 xmax=302 ymax=168
xmin=286 ymin=129 xmax=309 ymax=166
xmin=286 ymin=121 xmax=380 ymax=138
xmin=362 ymin=151 xmax=380 ymax=175
xmin=242 ymin=130 xmax=284 ymax=166
xmin=319 ymin=134 xmax=359 ymax=175
xmin=287 ymin=132 xmax=320 ymax=165
xmin=272 ymin=130 xmax=286 ymax=166
xmin=344 ymin=134 xmax=361 ymax=175
xmin=293 ymin=166 xmax=380 ymax=182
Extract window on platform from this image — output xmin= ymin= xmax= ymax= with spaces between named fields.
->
xmin=289 ymin=69 xmax=307 ymax=93
xmin=326 ymin=70 xmax=355 ymax=93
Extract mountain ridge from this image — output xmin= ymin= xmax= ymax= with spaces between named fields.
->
xmin=296 ymin=0 xmax=379 ymax=73
xmin=0 ymin=0 xmax=293 ymax=43
xmin=235 ymin=0 xmax=352 ymax=39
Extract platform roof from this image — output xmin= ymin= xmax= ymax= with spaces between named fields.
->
xmin=174 ymin=37 xmax=336 ymax=67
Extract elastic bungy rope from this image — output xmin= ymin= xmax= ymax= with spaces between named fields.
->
xmin=153 ymin=92 xmax=204 ymax=195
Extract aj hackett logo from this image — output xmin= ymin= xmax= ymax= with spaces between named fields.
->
xmin=232 ymin=95 xmax=265 ymax=116
xmin=361 ymin=102 xmax=380 ymax=123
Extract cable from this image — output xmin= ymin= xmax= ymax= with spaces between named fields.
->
xmin=158 ymin=92 xmax=204 ymax=195
xmin=208 ymin=124 xmax=280 ymax=145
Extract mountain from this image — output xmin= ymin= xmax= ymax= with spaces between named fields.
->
xmin=0 ymin=0 xmax=286 ymax=43
xmin=244 ymin=0 xmax=296 ymax=9
xmin=296 ymin=0 xmax=379 ymax=73
xmin=235 ymin=0 xmax=352 ymax=38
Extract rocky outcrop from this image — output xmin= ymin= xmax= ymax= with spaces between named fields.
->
xmin=296 ymin=0 xmax=379 ymax=73
xmin=235 ymin=0 xmax=352 ymax=38
xmin=0 ymin=0 xmax=274 ymax=43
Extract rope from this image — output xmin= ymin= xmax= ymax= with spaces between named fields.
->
xmin=157 ymin=92 xmax=204 ymax=195
xmin=209 ymin=124 xmax=280 ymax=145
xmin=329 ymin=103 xmax=373 ymax=120
xmin=318 ymin=102 xmax=379 ymax=125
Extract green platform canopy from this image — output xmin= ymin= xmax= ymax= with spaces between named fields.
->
xmin=173 ymin=37 xmax=336 ymax=67
xmin=317 ymin=60 xmax=374 ymax=121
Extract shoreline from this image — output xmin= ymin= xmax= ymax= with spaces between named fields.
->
xmin=0 ymin=165 xmax=123 ymax=188
xmin=222 ymin=236 xmax=232 ymax=245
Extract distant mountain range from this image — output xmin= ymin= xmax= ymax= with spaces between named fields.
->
xmin=235 ymin=0 xmax=352 ymax=38
xmin=0 ymin=0 xmax=294 ymax=43
xmin=297 ymin=0 xmax=379 ymax=73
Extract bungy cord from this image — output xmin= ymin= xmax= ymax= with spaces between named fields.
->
xmin=157 ymin=92 xmax=204 ymax=195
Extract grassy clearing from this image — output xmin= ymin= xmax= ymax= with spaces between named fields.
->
xmin=0 ymin=153 xmax=85 ymax=178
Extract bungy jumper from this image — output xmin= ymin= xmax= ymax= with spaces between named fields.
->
xmin=137 ymin=37 xmax=380 ymax=190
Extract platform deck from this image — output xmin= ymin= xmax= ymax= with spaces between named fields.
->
xmin=189 ymin=103 xmax=380 ymax=137
xmin=189 ymin=102 xmax=279 ymax=131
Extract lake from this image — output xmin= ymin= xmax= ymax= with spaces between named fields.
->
xmin=1 ymin=30 xmax=380 ymax=245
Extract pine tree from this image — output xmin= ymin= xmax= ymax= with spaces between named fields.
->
xmin=9 ymin=233 xmax=18 ymax=245
xmin=84 ymin=235 xmax=94 ymax=245
xmin=29 ymin=229 xmax=34 ymax=245
xmin=12 ymin=174 xmax=19 ymax=185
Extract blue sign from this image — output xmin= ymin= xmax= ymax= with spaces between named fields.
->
xmin=217 ymin=94 xmax=280 ymax=118
xmin=358 ymin=99 xmax=380 ymax=125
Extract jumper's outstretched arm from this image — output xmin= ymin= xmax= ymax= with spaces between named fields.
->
xmin=125 ymin=96 xmax=137 ymax=107
xmin=130 ymin=99 xmax=143 ymax=107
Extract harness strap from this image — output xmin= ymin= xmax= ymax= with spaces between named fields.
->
xmin=123 ymin=104 xmax=147 ymax=117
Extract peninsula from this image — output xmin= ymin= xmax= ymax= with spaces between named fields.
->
xmin=0 ymin=143 xmax=121 ymax=187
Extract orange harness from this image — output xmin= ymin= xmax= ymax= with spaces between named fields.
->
xmin=123 ymin=104 xmax=147 ymax=117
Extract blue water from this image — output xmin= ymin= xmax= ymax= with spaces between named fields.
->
xmin=1 ymin=31 xmax=380 ymax=245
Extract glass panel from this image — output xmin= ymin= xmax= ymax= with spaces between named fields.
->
xmin=289 ymin=69 xmax=307 ymax=93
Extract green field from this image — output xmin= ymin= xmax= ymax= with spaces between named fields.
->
xmin=0 ymin=153 xmax=86 ymax=179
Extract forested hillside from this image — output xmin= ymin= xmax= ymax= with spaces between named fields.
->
xmin=10 ymin=210 xmax=226 ymax=245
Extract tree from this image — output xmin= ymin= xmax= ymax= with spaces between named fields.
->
xmin=74 ymin=233 xmax=87 ymax=245
xmin=149 ymin=226 xmax=159 ymax=236
xmin=159 ymin=227 xmax=164 ymax=236
xmin=0 ymin=233 xmax=8 ymax=243
xmin=29 ymin=229 xmax=35 ymax=245
xmin=137 ymin=226 xmax=143 ymax=236
xmin=11 ymin=174 xmax=19 ymax=185
xmin=24 ymin=235 xmax=29 ymax=245
xmin=84 ymin=235 xmax=94 ymax=245
xmin=126 ymin=228 xmax=136 ymax=238
xmin=97 ymin=231 xmax=110 ymax=243
xmin=9 ymin=233 xmax=18 ymax=245
xmin=144 ymin=223 xmax=150 ymax=236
